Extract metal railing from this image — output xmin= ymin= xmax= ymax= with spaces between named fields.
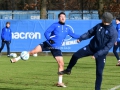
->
xmin=0 ymin=10 xmax=99 ymax=20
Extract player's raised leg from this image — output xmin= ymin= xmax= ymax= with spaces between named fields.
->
xmin=10 ymin=45 xmax=42 ymax=63
xmin=29 ymin=45 xmax=42 ymax=55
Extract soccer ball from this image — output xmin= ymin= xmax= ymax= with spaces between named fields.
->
xmin=33 ymin=53 xmax=38 ymax=57
xmin=10 ymin=53 xmax=17 ymax=58
xmin=20 ymin=51 xmax=29 ymax=60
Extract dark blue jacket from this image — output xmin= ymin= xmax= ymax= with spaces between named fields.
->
xmin=79 ymin=23 xmax=118 ymax=58
xmin=116 ymin=23 xmax=120 ymax=42
xmin=44 ymin=22 xmax=80 ymax=48
xmin=1 ymin=27 xmax=12 ymax=41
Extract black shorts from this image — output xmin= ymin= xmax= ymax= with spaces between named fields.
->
xmin=39 ymin=41 xmax=62 ymax=57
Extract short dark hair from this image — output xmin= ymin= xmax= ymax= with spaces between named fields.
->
xmin=116 ymin=17 xmax=120 ymax=21
xmin=6 ymin=22 xmax=10 ymax=25
xmin=58 ymin=12 xmax=66 ymax=18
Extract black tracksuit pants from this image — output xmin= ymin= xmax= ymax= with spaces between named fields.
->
xmin=0 ymin=40 xmax=10 ymax=55
xmin=113 ymin=42 xmax=120 ymax=60
xmin=66 ymin=45 xmax=106 ymax=90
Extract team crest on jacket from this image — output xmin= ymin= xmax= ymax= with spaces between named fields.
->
xmin=105 ymin=30 xmax=108 ymax=34
xmin=83 ymin=47 xmax=86 ymax=50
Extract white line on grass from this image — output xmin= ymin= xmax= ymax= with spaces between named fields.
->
xmin=109 ymin=85 xmax=120 ymax=90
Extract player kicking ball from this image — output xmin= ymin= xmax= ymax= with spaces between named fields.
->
xmin=10 ymin=12 xmax=80 ymax=88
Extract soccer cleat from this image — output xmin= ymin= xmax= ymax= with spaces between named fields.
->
xmin=58 ymin=69 xmax=71 ymax=75
xmin=56 ymin=83 xmax=67 ymax=87
xmin=10 ymin=58 xmax=17 ymax=63
xmin=116 ymin=63 xmax=120 ymax=66
xmin=116 ymin=60 xmax=120 ymax=66
xmin=7 ymin=55 xmax=10 ymax=57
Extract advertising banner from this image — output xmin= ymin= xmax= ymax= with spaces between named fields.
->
xmin=0 ymin=20 xmax=116 ymax=52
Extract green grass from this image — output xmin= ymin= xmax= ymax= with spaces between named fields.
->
xmin=0 ymin=55 xmax=120 ymax=90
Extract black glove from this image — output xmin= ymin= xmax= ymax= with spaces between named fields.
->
xmin=49 ymin=39 xmax=55 ymax=44
xmin=2 ymin=39 xmax=5 ymax=42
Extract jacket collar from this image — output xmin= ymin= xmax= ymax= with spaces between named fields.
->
xmin=59 ymin=21 xmax=65 ymax=25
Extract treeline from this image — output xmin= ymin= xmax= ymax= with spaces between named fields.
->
xmin=0 ymin=0 xmax=120 ymax=18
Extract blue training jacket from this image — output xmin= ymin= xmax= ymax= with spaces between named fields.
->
xmin=1 ymin=27 xmax=12 ymax=41
xmin=44 ymin=22 xmax=80 ymax=48
xmin=116 ymin=23 xmax=120 ymax=42
xmin=79 ymin=23 xmax=118 ymax=58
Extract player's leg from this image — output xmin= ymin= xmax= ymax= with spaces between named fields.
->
xmin=95 ymin=54 xmax=106 ymax=90
xmin=50 ymin=49 xmax=66 ymax=87
xmin=29 ymin=45 xmax=42 ymax=55
xmin=58 ymin=45 xmax=94 ymax=75
xmin=0 ymin=40 xmax=5 ymax=55
xmin=55 ymin=56 xmax=66 ymax=87
xmin=6 ymin=41 xmax=10 ymax=56
xmin=113 ymin=43 xmax=120 ymax=65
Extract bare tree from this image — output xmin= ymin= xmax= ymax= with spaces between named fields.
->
xmin=40 ymin=0 xmax=47 ymax=19
xmin=98 ymin=0 xmax=104 ymax=19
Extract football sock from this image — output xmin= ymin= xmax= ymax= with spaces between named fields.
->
xmin=15 ymin=56 xmax=21 ymax=61
xmin=58 ymin=76 xmax=62 ymax=83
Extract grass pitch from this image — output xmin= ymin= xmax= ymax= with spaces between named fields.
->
xmin=0 ymin=54 xmax=119 ymax=90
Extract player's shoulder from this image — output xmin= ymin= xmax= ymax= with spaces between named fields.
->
xmin=65 ymin=24 xmax=72 ymax=28
xmin=2 ymin=27 xmax=6 ymax=30
xmin=95 ymin=23 xmax=102 ymax=27
xmin=51 ymin=22 xmax=60 ymax=27
xmin=52 ymin=22 xmax=59 ymax=25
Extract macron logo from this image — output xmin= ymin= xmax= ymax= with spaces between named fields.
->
xmin=12 ymin=32 xmax=41 ymax=39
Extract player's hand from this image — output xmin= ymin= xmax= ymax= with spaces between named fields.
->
xmin=49 ymin=39 xmax=55 ymax=44
xmin=115 ymin=42 xmax=117 ymax=45
xmin=91 ymin=56 xmax=95 ymax=59
xmin=77 ymin=39 xmax=80 ymax=43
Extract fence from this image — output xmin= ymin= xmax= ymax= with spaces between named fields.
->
xmin=0 ymin=10 xmax=99 ymax=20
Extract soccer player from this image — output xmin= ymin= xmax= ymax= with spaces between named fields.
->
xmin=0 ymin=22 xmax=12 ymax=57
xmin=58 ymin=12 xmax=118 ymax=90
xmin=10 ymin=12 xmax=80 ymax=87
xmin=113 ymin=17 xmax=120 ymax=66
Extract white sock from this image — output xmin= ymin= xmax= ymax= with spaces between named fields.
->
xmin=15 ymin=56 xmax=21 ymax=61
xmin=58 ymin=76 xmax=62 ymax=83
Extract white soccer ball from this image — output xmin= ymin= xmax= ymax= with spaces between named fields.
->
xmin=33 ymin=53 xmax=38 ymax=57
xmin=20 ymin=51 xmax=29 ymax=60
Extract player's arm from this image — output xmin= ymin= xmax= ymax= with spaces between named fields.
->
xmin=78 ymin=25 xmax=97 ymax=42
xmin=44 ymin=24 xmax=55 ymax=40
xmin=94 ymin=31 xmax=118 ymax=58
xmin=9 ymin=29 xmax=12 ymax=43
xmin=68 ymin=28 xmax=80 ymax=39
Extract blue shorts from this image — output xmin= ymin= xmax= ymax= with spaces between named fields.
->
xmin=39 ymin=41 xmax=62 ymax=57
